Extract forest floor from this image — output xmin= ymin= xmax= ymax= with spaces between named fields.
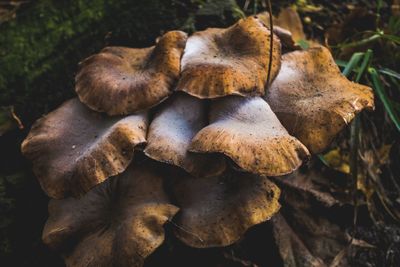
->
xmin=0 ymin=0 xmax=399 ymax=266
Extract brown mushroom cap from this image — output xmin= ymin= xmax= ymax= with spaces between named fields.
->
xmin=42 ymin=162 xmax=178 ymax=267
xmin=189 ymin=96 xmax=310 ymax=176
xmin=21 ymin=98 xmax=148 ymax=198
xmin=144 ymin=93 xmax=226 ymax=177
xmin=176 ymin=16 xmax=281 ymax=99
xmin=171 ymin=171 xmax=280 ymax=248
xmin=75 ymin=31 xmax=187 ymax=115
xmin=265 ymin=46 xmax=374 ymax=154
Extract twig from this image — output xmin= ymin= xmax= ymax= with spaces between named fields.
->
xmin=265 ymin=0 xmax=273 ymax=90
xmin=11 ymin=106 xmax=24 ymax=129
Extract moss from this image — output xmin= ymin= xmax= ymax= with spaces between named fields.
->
xmin=0 ymin=0 xmax=187 ymax=124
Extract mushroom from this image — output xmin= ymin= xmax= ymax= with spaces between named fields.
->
xmin=266 ymin=45 xmax=374 ymax=153
xmin=176 ymin=16 xmax=281 ymax=98
xmin=170 ymin=169 xmax=280 ymax=248
xmin=21 ymin=98 xmax=148 ymax=198
xmin=42 ymin=161 xmax=178 ymax=267
xmin=75 ymin=31 xmax=188 ymax=115
xmin=190 ymin=96 xmax=310 ymax=176
xmin=144 ymin=93 xmax=226 ymax=177
xmin=21 ymin=12 xmax=376 ymax=267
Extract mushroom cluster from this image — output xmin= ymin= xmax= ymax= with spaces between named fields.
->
xmin=21 ymin=15 xmax=373 ymax=267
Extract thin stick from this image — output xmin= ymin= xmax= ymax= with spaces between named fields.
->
xmin=11 ymin=106 xmax=24 ymax=129
xmin=266 ymin=0 xmax=274 ymax=89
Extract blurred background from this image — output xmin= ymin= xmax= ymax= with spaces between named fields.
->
xmin=0 ymin=0 xmax=399 ymax=266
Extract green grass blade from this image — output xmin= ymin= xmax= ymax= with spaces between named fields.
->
xmin=382 ymin=34 xmax=400 ymax=44
xmin=342 ymin=52 xmax=364 ymax=77
xmin=339 ymin=34 xmax=381 ymax=49
xmin=369 ymin=67 xmax=400 ymax=132
xmin=317 ymin=154 xmax=330 ymax=167
xmin=297 ymin=39 xmax=310 ymax=49
xmin=379 ymin=68 xmax=400 ymax=80
xmin=355 ymin=49 xmax=373 ymax=82
xmin=335 ymin=59 xmax=348 ymax=68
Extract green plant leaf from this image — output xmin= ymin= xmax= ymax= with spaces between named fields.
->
xmin=342 ymin=52 xmax=364 ymax=77
xmin=335 ymin=59 xmax=347 ymax=68
xmin=369 ymin=67 xmax=400 ymax=132
xmin=339 ymin=34 xmax=381 ymax=49
xmin=297 ymin=39 xmax=310 ymax=49
xmin=379 ymin=68 xmax=400 ymax=80
xmin=317 ymin=154 xmax=330 ymax=167
xmin=356 ymin=49 xmax=373 ymax=82
xmin=382 ymin=34 xmax=400 ymax=44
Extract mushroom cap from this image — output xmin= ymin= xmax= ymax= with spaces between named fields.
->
xmin=189 ymin=96 xmax=310 ymax=176
xmin=21 ymin=98 xmax=148 ymax=198
xmin=75 ymin=31 xmax=188 ymax=115
xmin=176 ymin=16 xmax=281 ymax=99
xmin=42 ymin=161 xmax=178 ymax=267
xmin=170 ymin=171 xmax=280 ymax=248
xmin=266 ymin=46 xmax=374 ymax=154
xmin=144 ymin=93 xmax=226 ymax=177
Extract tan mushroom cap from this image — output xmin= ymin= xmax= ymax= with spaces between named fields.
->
xmin=144 ymin=93 xmax=226 ymax=177
xmin=21 ymin=98 xmax=148 ymax=198
xmin=266 ymin=46 xmax=374 ymax=154
xmin=75 ymin=30 xmax=188 ymax=115
xmin=171 ymin=171 xmax=280 ymax=248
xmin=176 ymin=16 xmax=281 ymax=99
xmin=190 ymin=96 xmax=310 ymax=176
xmin=42 ymin=162 xmax=178 ymax=267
